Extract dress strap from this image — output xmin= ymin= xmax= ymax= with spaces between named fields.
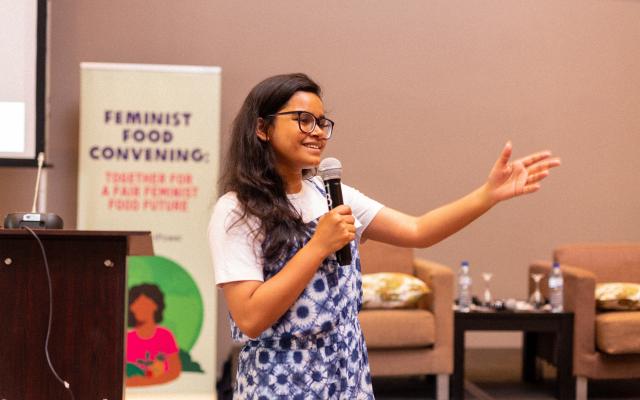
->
xmin=308 ymin=177 xmax=326 ymax=196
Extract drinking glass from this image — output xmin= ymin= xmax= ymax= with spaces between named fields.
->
xmin=529 ymin=273 xmax=545 ymax=309
xmin=481 ymin=272 xmax=493 ymax=307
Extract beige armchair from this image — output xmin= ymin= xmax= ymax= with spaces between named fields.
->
xmin=530 ymin=243 xmax=640 ymax=400
xmin=358 ymin=240 xmax=454 ymax=400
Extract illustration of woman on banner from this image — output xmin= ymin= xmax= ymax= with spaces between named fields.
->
xmin=126 ymin=283 xmax=182 ymax=386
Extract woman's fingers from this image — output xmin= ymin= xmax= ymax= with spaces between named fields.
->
xmin=315 ymin=208 xmax=356 ymax=254
xmin=496 ymin=141 xmax=513 ymax=167
xmin=325 ymin=206 xmax=356 ymax=232
xmin=525 ymin=157 xmax=561 ymax=175
xmin=333 ymin=204 xmax=352 ymax=215
xmin=487 ymin=142 xmax=560 ymax=201
xmin=329 ymin=205 xmax=355 ymax=225
xmin=519 ymin=150 xmax=552 ymax=167
xmin=522 ymin=183 xmax=541 ymax=195
xmin=526 ymin=171 xmax=549 ymax=185
xmin=518 ymin=151 xmax=563 ymax=170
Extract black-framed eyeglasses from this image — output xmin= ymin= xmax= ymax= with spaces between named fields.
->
xmin=267 ymin=111 xmax=334 ymax=139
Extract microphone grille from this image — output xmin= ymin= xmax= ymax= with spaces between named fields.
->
xmin=318 ymin=157 xmax=342 ymax=181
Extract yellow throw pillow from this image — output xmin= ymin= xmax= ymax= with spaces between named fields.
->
xmin=595 ymin=282 xmax=640 ymax=311
xmin=362 ymin=272 xmax=430 ymax=309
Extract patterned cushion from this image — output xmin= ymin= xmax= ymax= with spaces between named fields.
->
xmin=595 ymin=282 xmax=640 ymax=310
xmin=362 ymin=272 xmax=430 ymax=309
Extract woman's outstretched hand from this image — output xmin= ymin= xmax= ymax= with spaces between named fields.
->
xmin=485 ymin=141 xmax=561 ymax=203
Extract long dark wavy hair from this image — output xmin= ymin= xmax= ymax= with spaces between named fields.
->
xmin=219 ymin=73 xmax=322 ymax=264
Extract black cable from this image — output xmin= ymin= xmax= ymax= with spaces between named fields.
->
xmin=23 ymin=226 xmax=75 ymax=400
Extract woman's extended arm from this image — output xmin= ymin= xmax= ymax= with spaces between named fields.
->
xmin=362 ymin=141 xmax=560 ymax=247
xmin=222 ymin=205 xmax=355 ymax=339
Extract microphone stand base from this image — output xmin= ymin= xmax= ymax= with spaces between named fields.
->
xmin=3 ymin=212 xmax=64 ymax=229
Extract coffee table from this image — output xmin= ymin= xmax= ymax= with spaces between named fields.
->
xmin=452 ymin=310 xmax=574 ymax=400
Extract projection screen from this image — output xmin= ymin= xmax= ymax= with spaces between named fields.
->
xmin=0 ymin=0 xmax=46 ymax=166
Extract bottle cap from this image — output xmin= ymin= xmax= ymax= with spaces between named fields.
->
xmin=552 ymin=261 xmax=560 ymax=269
xmin=461 ymin=260 xmax=469 ymax=267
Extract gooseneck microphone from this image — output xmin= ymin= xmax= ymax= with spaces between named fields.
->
xmin=3 ymin=152 xmax=64 ymax=229
xmin=318 ymin=157 xmax=352 ymax=266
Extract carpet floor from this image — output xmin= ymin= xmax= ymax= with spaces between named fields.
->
xmin=373 ymin=348 xmax=640 ymax=400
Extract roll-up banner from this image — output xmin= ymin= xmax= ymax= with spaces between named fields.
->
xmin=78 ymin=63 xmax=220 ymax=398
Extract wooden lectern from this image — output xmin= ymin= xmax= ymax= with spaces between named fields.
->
xmin=0 ymin=229 xmax=153 ymax=400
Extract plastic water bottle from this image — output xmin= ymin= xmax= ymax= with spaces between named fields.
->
xmin=549 ymin=262 xmax=564 ymax=313
xmin=458 ymin=261 xmax=472 ymax=312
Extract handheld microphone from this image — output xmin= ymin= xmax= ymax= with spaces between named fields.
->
xmin=3 ymin=152 xmax=64 ymax=229
xmin=318 ymin=157 xmax=352 ymax=266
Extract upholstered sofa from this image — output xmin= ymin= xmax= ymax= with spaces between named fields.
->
xmin=358 ymin=240 xmax=454 ymax=400
xmin=529 ymin=243 xmax=640 ymax=400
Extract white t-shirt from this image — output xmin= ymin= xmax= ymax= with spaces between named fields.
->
xmin=208 ymin=176 xmax=384 ymax=286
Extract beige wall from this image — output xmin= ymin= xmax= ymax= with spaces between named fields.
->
xmin=2 ymin=0 xmax=639 ymax=376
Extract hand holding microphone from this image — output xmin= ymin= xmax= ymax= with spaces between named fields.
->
xmin=318 ymin=158 xmax=353 ymax=266
xmin=313 ymin=205 xmax=356 ymax=259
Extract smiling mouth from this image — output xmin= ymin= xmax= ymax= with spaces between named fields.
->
xmin=303 ymin=143 xmax=322 ymax=150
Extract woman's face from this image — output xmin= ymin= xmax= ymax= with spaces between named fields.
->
xmin=262 ymin=91 xmax=328 ymax=174
xmin=130 ymin=294 xmax=158 ymax=325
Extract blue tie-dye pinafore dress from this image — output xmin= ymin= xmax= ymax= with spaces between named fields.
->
xmin=230 ymin=184 xmax=375 ymax=400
